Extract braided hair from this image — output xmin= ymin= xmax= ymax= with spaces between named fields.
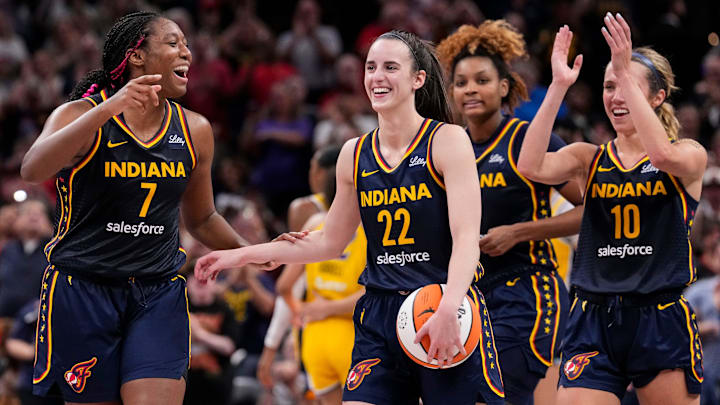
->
xmin=69 ymin=11 xmax=159 ymax=101
xmin=437 ymin=20 xmax=529 ymax=112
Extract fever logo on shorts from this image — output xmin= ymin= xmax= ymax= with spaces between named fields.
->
xmin=346 ymin=358 xmax=381 ymax=391
xmin=64 ymin=357 xmax=97 ymax=393
xmin=563 ymin=351 xmax=598 ymax=381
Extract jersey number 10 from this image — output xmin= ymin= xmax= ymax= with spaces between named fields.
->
xmin=610 ymin=203 xmax=640 ymax=239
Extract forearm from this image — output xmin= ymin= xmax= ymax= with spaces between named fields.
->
xmin=518 ymin=83 xmax=570 ymax=182
xmin=231 ymin=230 xmax=343 ymax=266
xmin=321 ymin=288 xmax=365 ymax=317
xmin=264 ymin=296 xmax=293 ymax=349
xmin=189 ymin=211 xmax=249 ymax=250
xmin=513 ymin=205 xmax=584 ymax=242
xmin=6 ymin=339 xmax=35 ymax=361
xmin=194 ymin=328 xmax=236 ymax=356
xmin=22 ymin=103 xmax=112 ymax=182
xmin=441 ymin=233 xmax=480 ymax=312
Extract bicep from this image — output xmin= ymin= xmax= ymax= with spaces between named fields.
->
xmin=557 ymin=180 xmax=584 ymax=206
xmin=667 ymin=141 xmax=708 ymax=182
xmin=320 ymin=140 xmax=362 ymax=251
xmin=539 ymin=143 xmax=597 ymax=185
xmin=180 ymin=114 xmax=217 ymax=226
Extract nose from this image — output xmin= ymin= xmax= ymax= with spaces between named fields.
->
xmin=180 ymin=43 xmax=192 ymax=62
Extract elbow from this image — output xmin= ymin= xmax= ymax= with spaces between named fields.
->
xmin=647 ymin=148 xmax=673 ymax=171
xmin=20 ymin=160 xmax=45 ymax=184
xmin=516 ymin=161 xmax=538 ymax=182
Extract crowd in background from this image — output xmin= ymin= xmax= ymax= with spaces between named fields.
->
xmin=0 ymin=0 xmax=719 ymax=404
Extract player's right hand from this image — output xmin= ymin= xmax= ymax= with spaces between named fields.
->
xmin=194 ymin=248 xmax=246 ymax=282
xmin=257 ymin=346 xmax=277 ymax=388
xmin=103 ymin=74 xmax=162 ymax=116
xmin=550 ymin=25 xmax=583 ymax=89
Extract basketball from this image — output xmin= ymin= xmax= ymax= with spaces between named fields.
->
xmin=396 ymin=284 xmax=481 ymax=368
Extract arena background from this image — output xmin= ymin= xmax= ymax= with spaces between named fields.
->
xmin=0 ymin=1 xmax=719 ymax=404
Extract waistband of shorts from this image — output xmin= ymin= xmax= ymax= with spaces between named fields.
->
xmin=571 ymin=286 xmax=683 ymax=308
xmin=365 ymin=286 xmax=414 ymax=296
xmin=477 ymin=265 xmax=556 ymax=291
xmin=51 ymin=266 xmax=179 ymax=287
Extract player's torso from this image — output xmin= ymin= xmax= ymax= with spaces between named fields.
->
xmin=46 ymin=90 xmax=197 ymax=278
xmin=573 ymin=141 xmax=698 ymax=294
xmin=354 ymin=119 xmax=452 ymax=291
xmin=473 ymin=117 xmax=557 ymax=275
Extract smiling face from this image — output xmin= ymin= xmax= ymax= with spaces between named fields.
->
xmin=364 ymin=38 xmax=425 ymax=114
xmin=137 ymin=18 xmax=192 ymax=99
xmin=603 ymin=61 xmax=664 ymax=136
xmin=452 ymin=56 xmax=508 ymax=121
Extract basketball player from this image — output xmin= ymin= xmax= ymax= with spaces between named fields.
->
xmin=517 ymin=14 xmax=705 ymax=405
xmin=437 ymin=20 xmax=583 ymax=405
xmin=196 ymin=30 xmax=505 ymax=404
xmin=20 ymin=11 xmax=265 ymax=405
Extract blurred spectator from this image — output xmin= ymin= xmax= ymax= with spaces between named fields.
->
xmin=678 ymin=102 xmax=702 ymax=141
xmin=313 ymin=94 xmax=377 ymax=151
xmin=0 ymin=11 xmax=28 ymax=100
xmin=317 ymin=53 xmax=367 ymax=115
xmin=276 ymin=0 xmax=342 ymax=102
xmin=247 ymin=77 xmax=314 ymax=219
xmin=0 ymin=203 xmax=18 ymax=255
xmin=5 ymin=299 xmax=63 ymax=405
xmin=0 ymin=199 xmax=52 ymax=318
xmin=186 ymin=273 xmax=242 ymax=405
xmin=354 ymin=0 xmax=410 ymax=58
xmin=513 ymin=57 xmax=568 ymax=121
xmin=698 ymin=47 xmax=720 ymax=145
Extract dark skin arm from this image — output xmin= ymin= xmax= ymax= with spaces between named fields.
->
xmin=479 ymin=181 xmax=583 ymax=257
xmin=180 ymin=109 xmax=250 ymax=249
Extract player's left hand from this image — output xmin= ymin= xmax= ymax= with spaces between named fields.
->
xmin=414 ymin=303 xmax=465 ymax=368
xmin=601 ymin=12 xmax=633 ymax=75
xmin=479 ymin=224 xmax=520 ymax=256
xmin=195 ymin=248 xmax=247 ymax=282
xmin=300 ymin=296 xmax=332 ymax=324
xmin=272 ymin=230 xmax=310 ymax=243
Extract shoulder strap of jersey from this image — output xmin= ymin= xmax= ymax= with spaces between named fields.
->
xmin=353 ymin=131 xmax=372 ymax=189
xmin=426 ymin=120 xmax=445 ymax=189
xmin=173 ymin=101 xmax=198 ymax=170
xmin=583 ymin=143 xmax=607 ymax=200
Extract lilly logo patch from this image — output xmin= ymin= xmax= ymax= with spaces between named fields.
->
xmin=64 ymin=357 xmax=97 ymax=393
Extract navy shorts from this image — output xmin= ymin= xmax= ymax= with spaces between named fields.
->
xmin=343 ymin=288 xmax=505 ymax=405
xmin=482 ymin=269 xmax=569 ymax=403
xmin=33 ymin=266 xmax=190 ymax=403
xmin=559 ymin=289 xmax=703 ymax=399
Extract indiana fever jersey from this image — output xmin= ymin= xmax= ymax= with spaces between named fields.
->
xmin=354 ymin=118 xmax=465 ymax=291
xmin=473 ymin=116 xmax=566 ymax=277
xmin=44 ymin=89 xmax=196 ymax=279
xmin=573 ymin=141 xmax=698 ymax=294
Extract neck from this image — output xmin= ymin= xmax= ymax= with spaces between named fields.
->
xmin=376 ymin=103 xmax=425 ymax=149
xmin=466 ymin=110 xmax=504 ymax=143
xmin=122 ymin=99 xmax=167 ymax=139
xmin=614 ymin=131 xmax=645 ymax=155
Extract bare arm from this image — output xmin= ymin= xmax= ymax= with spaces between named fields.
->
xmin=602 ymin=14 xmax=706 ymax=193
xmin=180 ymin=110 xmax=250 ymax=249
xmin=517 ymin=26 xmax=596 ymax=185
xmin=414 ymin=124 xmax=481 ymax=367
xmin=195 ymin=138 xmax=362 ymax=280
xmin=6 ymin=338 xmax=35 ymax=361
xmin=21 ymin=75 xmax=162 ymax=183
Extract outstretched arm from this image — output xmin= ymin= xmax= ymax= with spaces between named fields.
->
xmin=194 ymin=138 xmax=361 ymax=280
xmin=517 ymin=26 xmax=595 ymax=185
xmin=602 ymin=13 xmax=706 ymax=191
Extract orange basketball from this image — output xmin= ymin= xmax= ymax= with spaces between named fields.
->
xmin=396 ymin=284 xmax=482 ymax=368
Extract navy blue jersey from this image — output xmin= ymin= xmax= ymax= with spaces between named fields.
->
xmin=473 ymin=116 xmax=566 ymax=276
xmin=572 ymin=141 xmax=698 ymax=294
xmin=44 ymin=89 xmax=196 ymax=279
xmin=354 ymin=119 xmax=476 ymax=290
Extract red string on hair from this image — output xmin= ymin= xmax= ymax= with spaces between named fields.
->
xmin=109 ymin=35 xmax=146 ymax=82
xmin=82 ymin=83 xmax=99 ymax=97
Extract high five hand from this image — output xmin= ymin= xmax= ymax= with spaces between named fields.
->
xmin=601 ymin=13 xmax=633 ymax=76
xmin=551 ymin=25 xmax=583 ymax=88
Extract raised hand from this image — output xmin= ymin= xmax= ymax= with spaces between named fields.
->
xmin=551 ymin=25 xmax=583 ymax=89
xmin=601 ymin=12 xmax=632 ymax=76
xmin=104 ymin=74 xmax=162 ymax=116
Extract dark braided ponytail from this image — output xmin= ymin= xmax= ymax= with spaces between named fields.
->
xmin=69 ymin=11 xmax=159 ymax=101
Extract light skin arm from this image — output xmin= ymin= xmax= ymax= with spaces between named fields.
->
xmin=479 ymin=181 xmax=583 ymax=256
xmin=190 ymin=314 xmax=236 ymax=356
xmin=194 ymin=138 xmax=361 ymax=280
xmin=21 ymin=75 xmax=163 ymax=183
xmin=300 ymin=289 xmax=365 ymax=323
xmin=517 ymin=26 xmax=597 ymax=186
xmin=602 ymin=13 xmax=707 ymax=190
xmin=180 ymin=110 xmax=250 ymax=249
xmin=414 ymin=124 xmax=482 ymax=367
xmin=6 ymin=338 xmax=35 ymax=361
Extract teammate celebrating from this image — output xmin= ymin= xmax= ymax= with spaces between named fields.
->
xmin=437 ymin=20 xmax=583 ymax=405
xmin=21 ymin=11 xmax=261 ymax=405
xmin=196 ymin=30 xmax=505 ymax=404
xmin=518 ymin=14 xmax=705 ymax=405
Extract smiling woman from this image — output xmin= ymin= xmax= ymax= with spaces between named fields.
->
xmin=19 ymin=10 xmax=256 ymax=405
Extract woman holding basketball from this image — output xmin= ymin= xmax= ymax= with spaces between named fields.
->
xmin=196 ymin=30 xmax=505 ymax=404
xmin=518 ymin=14 xmax=705 ymax=405
xmin=436 ymin=20 xmax=583 ymax=405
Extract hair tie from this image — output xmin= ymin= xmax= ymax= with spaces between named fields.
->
xmin=631 ymin=52 xmax=666 ymax=92
xmin=109 ymin=35 xmax=146 ymax=82
xmin=81 ymin=83 xmax=99 ymax=98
